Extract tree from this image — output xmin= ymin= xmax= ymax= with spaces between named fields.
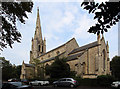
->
xmin=110 ymin=56 xmax=120 ymax=80
xmin=81 ymin=1 xmax=120 ymax=35
xmin=1 ymin=57 xmax=13 ymax=80
xmin=1 ymin=57 xmax=22 ymax=80
xmin=1 ymin=1 xmax=33 ymax=50
xmin=14 ymin=65 xmax=22 ymax=79
xmin=32 ymin=58 xmax=43 ymax=79
xmin=46 ymin=57 xmax=70 ymax=78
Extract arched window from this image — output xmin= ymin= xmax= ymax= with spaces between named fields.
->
xmin=103 ymin=49 xmax=106 ymax=70
xmin=83 ymin=62 xmax=86 ymax=74
xmin=42 ymin=45 xmax=44 ymax=53
xmin=38 ymin=45 xmax=40 ymax=52
xmin=45 ymin=63 xmax=50 ymax=75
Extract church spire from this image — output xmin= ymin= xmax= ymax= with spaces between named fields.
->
xmin=35 ymin=7 xmax=42 ymax=42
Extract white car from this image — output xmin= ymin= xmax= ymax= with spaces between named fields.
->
xmin=29 ymin=80 xmax=49 ymax=86
xmin=111 ymin=81 xmax=120 ymax=89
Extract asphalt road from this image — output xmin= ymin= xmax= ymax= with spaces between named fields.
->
xmin=32 ymin=86 xmax=111 ymax=89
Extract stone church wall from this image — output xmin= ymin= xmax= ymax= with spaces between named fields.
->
xmin=38 ymin=45 xmax=66 ymax=62
xmin=89 ymin=46 xmax=98 ymax=74
xmin=25 ymin=67 xmax=35 ymax=79
xmin=65 ymin=38 xmax=79 ymax=56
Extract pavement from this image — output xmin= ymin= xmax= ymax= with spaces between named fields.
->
xmin=32 ymin=86 xmax=111 ymax=89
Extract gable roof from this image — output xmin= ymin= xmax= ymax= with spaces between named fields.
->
xmin=69 ymin=41 xmax=99 ymax=55
xmin=40 ymin=52 xmax=66 ymax=63
xmin=37 ymin=38 xmax=77 ymax=58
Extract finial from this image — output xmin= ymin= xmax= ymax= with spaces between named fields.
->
xmin=102 ymin=33 xmax=104 ymax=38
xmin=44 ymin=37 xmax=46 ymax=40
xmin=97 ymin=33 xmax=100 ymax=39
xmin=107 ymin=41 xmax=108 ymax=46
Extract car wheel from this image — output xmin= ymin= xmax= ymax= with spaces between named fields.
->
xmin=38 ymin=83 xmax=41 ymax=86
xmin=70 ymin=84 xmax=74 ymax=88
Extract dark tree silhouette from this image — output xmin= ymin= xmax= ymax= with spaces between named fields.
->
xmin=110 ymin=56 xmax=120 ymax=80
xmin=81 ymin=1 xmax=120 ymax=35
xmin=47 ymin=57 xmax=70 ymax=78
xmin=0 ymin=1 xmax=33 ymax=50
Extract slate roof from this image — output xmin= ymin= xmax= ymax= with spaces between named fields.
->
xmin=40 ymin=57 xmax=55 ymax=63
xmin=67 ymin=52 xmax=84 ymax=61
xmin=24 ymin=63 xmax=35 ymax=67
xmin=69 ymin=41 xmax=99 ymax=55
xmin=40 ymin=52 xmax=66 ymax=63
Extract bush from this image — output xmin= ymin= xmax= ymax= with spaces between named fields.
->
xmin=77 ymin=78 xmax=98 ymax=86
xmin=97 ymin=75 xmax=115 ymax=87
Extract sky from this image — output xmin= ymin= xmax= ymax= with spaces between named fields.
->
xmin=1 ymin=0 xmax=118 ymax=65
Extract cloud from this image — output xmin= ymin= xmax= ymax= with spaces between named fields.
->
xmin=1 ymin=2 xmax=118 ymax=66
xmin=72 ymin=13 xmax=96 ymax=39
xmin=32 ymin=0 xmax=109 ymax=2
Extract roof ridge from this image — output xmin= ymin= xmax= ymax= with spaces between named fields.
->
xmin=69 ymin=41 xmax=99 ymax=55
xmin=38 ymin=38 xmax=76 ymax=58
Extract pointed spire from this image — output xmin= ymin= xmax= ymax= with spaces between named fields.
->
xmin=44 ymin=37 xmax=46 ymax=41
xmin=23 ymin=60 xmax=24 ymax=64
xmin=106 ymin=41 xmax=109 ymax=53
xmin=36 ymin=7 xmax=40 ymax=27
xmin=101 ymin=33 xmax=104 ymax=40
xmin=35 ymin=7 xmax=42 ymax=42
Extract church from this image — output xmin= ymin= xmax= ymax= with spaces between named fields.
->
xmin=20 ymin=8 xmax=110 ymax=79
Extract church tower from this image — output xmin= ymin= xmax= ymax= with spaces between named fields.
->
xmin=30 ymin=8 xmax=46 ymax=64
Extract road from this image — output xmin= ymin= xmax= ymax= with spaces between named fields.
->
xmin=32 ymin=86 xmax=110 ymax=89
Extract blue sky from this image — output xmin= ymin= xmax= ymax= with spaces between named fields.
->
xmin=1 ymin=0 xmax=118 ymax=65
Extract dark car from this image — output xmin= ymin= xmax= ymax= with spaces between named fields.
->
xmin=53 ymin=78 xmax=79 ymax=88
xmin=21 ymin=79 xmax=29 ymax=85
xmin=2 ymin=82 xmax=33 ymax=89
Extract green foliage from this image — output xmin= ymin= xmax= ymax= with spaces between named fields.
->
xmin=69 ymin=71 xmax=77 ymax=78
xmin=110 ymin=56 xmax=120 ymax=80
xmin=45 ymin=57 xmax=70 ymax=78
xmin=32 ymin=58 xmax=41 ymax=66
xmin=1 ymin=57 xmax=21 ymax=81
xmin=32 ymin=58 xmax=43 ymax=78
xmin=81 ymin=1 xmax=120 ymax=35
xmin=78 ymin=78 xmax=98 ymax=86
xmin=97 ymin=75 xmax=115 ymax=86
xmin=1 ymin=1 xmax=33 ymax=50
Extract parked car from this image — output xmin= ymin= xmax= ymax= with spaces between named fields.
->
xmin=29 ymin=80 xmax=49 ymax=86
xmin=53 ymin=78 xmax=79 ymax=88
xmin=21 ymin=79 xmax=29 ymax=85
xmin=111 ymin=81 xmax=120 ymax=89
xmin=2 ymin=82 xmax=33 ymax=89
xmin=8 ymin=78 xmax=18 ymax=82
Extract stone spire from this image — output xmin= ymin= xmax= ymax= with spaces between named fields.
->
xmin=106 ymin=41 xmax=109 ymax=53
xmin=34 ymin=7 xmax=42 ymax=43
